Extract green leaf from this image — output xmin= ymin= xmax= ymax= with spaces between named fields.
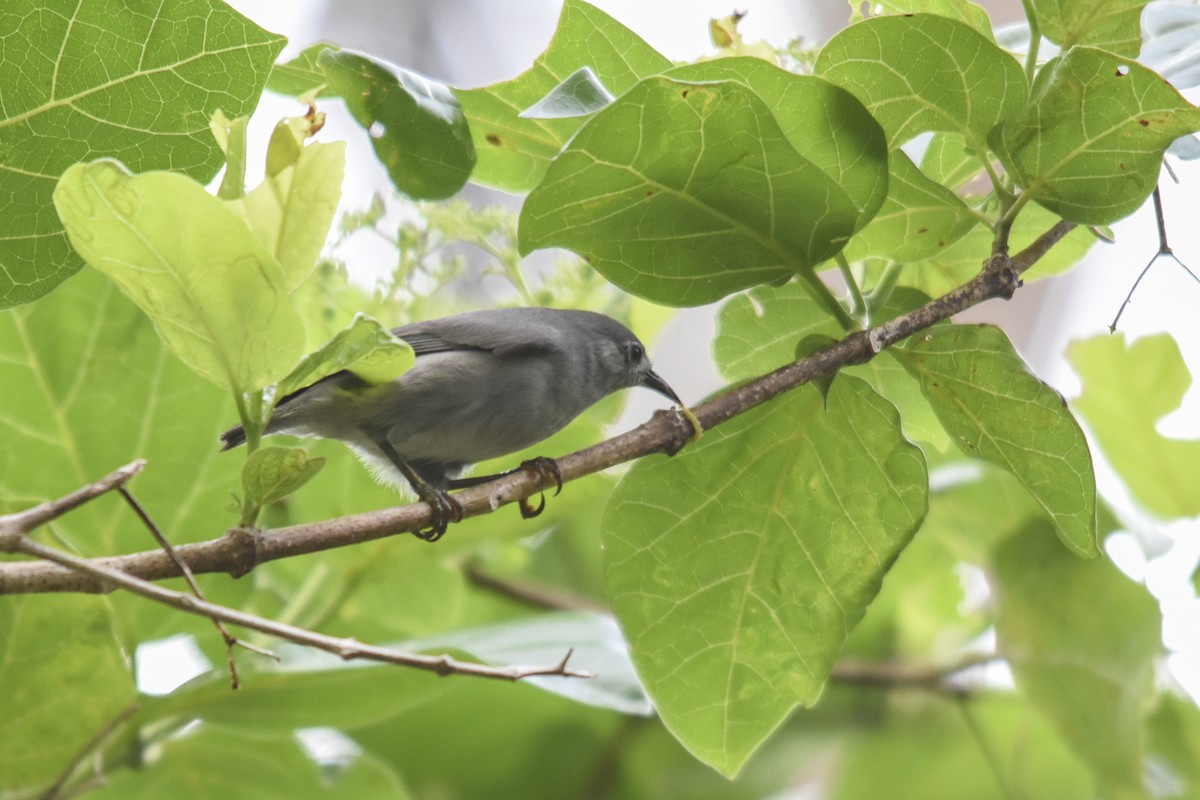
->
xmin=0 ymin=0 xmax=285 ymax=309
xmin=226 ymin=116 xmax=346 ymax=290
xmin=815 ymin=14 xmax=1026 ymax=148
xmin=53 ymin=160 xmax=306 ymax=392
xmin=991 ymin=47 xmax=1200 ymax=225
xmin=919 ymin=132 xmax=987 ymax=189
xmin=1029 ymin=0 xmax=1148 ymax=56
xmin=90 ymin=725 xmax=411 ymax=799
xmin=894 ymin=325 xmax=1099 ymax=557
xmin=520 ymin=67 xmax=615 ymax=119
xmin=663 ymin=59 xmax=889 ymax=234
xmin=519 ymin=77 xmax=866 ymax=307
xmin=317 ymin=49 xmax=475 ymax=200
xmin=242 ymin=446 xmax=325 ymax=514
xmin=276 ymin=314 xmax=414 ymax=399
xmin=603 ymin=376 xmax=927 ymax=776
xmin=151 ymin=646 xmax=444 ymax=732
xmin=1068 ymin=332 xmax=1200 ymax=518
xmin=992 ymin=521 xmax=1161 ymax=797
xmin=1146 ymin=693 xmax=1200 ymax=796
xmin=0 ymin=596 xmax=136 ymax=794
xmin=876 ymin=201 xmax=1097 ymax=297
xmin=210 ymin=111 xmax=249 ymax=201
xmin=843 ymin=149 xmax=981 ymax=263
xmin=847 ymin=0 xmax=995 ymax=38
xmin=266 ymin=43 xmax=331 ymax=98
xmin=456 ymin=0 xmax=672 ymax=192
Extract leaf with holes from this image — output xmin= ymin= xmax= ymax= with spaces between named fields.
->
xmin=602 ymin=376 xmax=927 ymax=776
xmin=1029 ymin=0 xmax=1148 ymax=56
xmin=991 ymin=47 xmax=1200 ymax=225
xmin=456 ymin=0 xmax=671 ymax=192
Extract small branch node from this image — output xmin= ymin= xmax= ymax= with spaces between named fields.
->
xmin=220 ymin=526 xmax=261 ymax=578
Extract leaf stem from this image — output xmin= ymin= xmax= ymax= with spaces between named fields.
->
xmin=836 ymin=252 xmax=868 ymax=326
xmin=798 ymin=267 xmax=856 ymax=331
xmin=1020 ymin=0 xmax=1041 ymax=82
xmin=867 ymin=261 xmax=904 ymax=307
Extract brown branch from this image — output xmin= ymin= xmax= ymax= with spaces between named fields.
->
xmin=6 ymin=531 xmax=590 ymax=681
xmin=0 ymin=460 xmax=145 ymax=539
xmin=0 ymin=221 xmax=1076 ymax=595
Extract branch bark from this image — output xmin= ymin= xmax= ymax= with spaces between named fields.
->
xmin=0 ymin=221 xmax=1076 ymax=595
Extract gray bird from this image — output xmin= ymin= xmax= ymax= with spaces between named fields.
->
xmin=220 ymin=307 xmax=681 ymax=540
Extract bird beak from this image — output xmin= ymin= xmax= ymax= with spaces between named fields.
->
xmin=641 ymin=369 xmax=682 ymax=405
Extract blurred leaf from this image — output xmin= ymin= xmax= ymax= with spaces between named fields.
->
xmin=0 ymin=596 xmax=136 ymax=794
xmin=877 ymin=201 xmax=1098 ymax=297
xmin=91 ymin=724 xmax=410 ymax=799
xmin=1029 ymin=0 xmax=1148 ymax=56
xmin=316 ymin=49 xmax=474 ymax=200
xmin=843 ymin=149 xmax=981 ymax=264
xmin=663 ymin=60 xmax=889 ymax=235
xmin=150 ymin=646 xmax=444 ymax=732
xmin=53 ymin=160 xmax=305 ymax=392
xmin=1146 ymin=693 xmax=1200 ymax=795
xmin=276 ymin=314 xmax=415 ymax=399
xmin=1069 ymin=332 xmax=1200 ymax=518
xmin=1140 ymin=2 xmax=1200 ymax=90
xmin=992 ymin=521 xmax=1162 ymax=798
xmin=210 ymin=111 xmax=249 ymax=201
xmin=991 ymin=47 xmax=1200 ymax=225
xmin=0 ymin=0 xmax=285 ymax=309
xmin=226 ymin=116 xmax=346 ymax=290
xmin=456 ymin=0 xmax=671 ymax=192
xmin=603 ymin=376 xmax=927 ymax=776
xmin=411 ymin=612 xmax=651 ymax=716
xmin=519 ymin=67 xmax=615 ymax=119
xmin=815 ymin=14 xmax=1026 ymax=148
xmin=894 ymin=325 xmax=1099 ymax=557
xmin=520 ymin=77 xmax=869 ymax=307
xmin=242 ymin=447 xmax=325 ymax=518
xmin=267 ymin=43 xmax=332 ymax=97
xmin=848 ymin=0 xmax=995 ymax=37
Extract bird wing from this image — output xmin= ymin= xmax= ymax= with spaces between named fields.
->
xmin=392 ymin=310 xmax=566 ymax=357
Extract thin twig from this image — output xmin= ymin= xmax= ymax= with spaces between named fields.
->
xmin=6 ymin=528 xmax=589 ymax=681
xmin=0 ymin=220 xmax=1078 ymax=595
xmin=118 ymin=488 xmax=278 ymax=691
xmin=830 ymin=653 xmax=998 ymax=695
xmin=1111 ymin=186 xmax=1200 ymax=332
xmin=37 ymin=702 xmax=139 ymax=800
xmin=0 ymin=460 xmax=145 ymax=539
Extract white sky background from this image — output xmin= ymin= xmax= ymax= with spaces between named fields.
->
xmin=211 ymin=0 xmax=1200 ymax=701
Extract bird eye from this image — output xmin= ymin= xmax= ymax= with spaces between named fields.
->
xmin=627 ymin=343 xmax=644 ymax=363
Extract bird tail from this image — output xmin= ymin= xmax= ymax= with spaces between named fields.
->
xmin=219 ymin=424 xmax=246 ymax=451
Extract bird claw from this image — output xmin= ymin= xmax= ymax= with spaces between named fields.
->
xmin=414 ymin=489 xmax=463 ymax=542
xmin=517 ymin=457 xmax=562 ymax=519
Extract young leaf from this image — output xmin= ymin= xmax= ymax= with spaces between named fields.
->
xmin=456 ymin=0 xmax=672 ymax=192
xmin=919 ymin=131 xmax=986 ymax=189
xmin=242 ymin=446 xmax=325 ymax=519
xmin=992 ymin=522 xmax=1162 ymax=797
xmin=842 ymin=149 xmax=981 ymax=263
xmin=226 ymin=115 xmax=346 ymax=290
xmin=53 ymin=161 xmax=305 ymax=393
xmin=0 ymin=0 xmax=285 ymax=309
xmin=266 ymin=42 xmax=332 ymax=98
xmin=519 ymin=67 xmax=615 ymax=119
xmin=894 ymin=325 xmax=1099 ymax=557
xmin=519 ymin=77 xmax=865 ymax=307
xmin=317 ymin=49 xmax=475 ymax=200
xmin=1028 ymin=0 xmax=1148 ymax=57
xmin=1068 ymin=332 xmax=1200 ymax=518
xmin=814 ymin=14 xmax=1026 ymax=148
xmin=275 ymin=314 xmax=415 ymax=400
xmin=602 ymin=376 xmax=927 ymax=776
xmin=991 ymin=47 xmax=1200 ymax=225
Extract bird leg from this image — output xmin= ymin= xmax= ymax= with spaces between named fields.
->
xmin=374 ymin=439 xmax=462 ymax=542
xmin=448 ymin=457 xmax=562 ymax=519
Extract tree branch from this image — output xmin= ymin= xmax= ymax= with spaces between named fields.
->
xmin=0 ymin=220 xmax=1075 ymax=595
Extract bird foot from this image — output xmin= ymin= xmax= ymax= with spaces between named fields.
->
xmin=413 ymin=488 xmax=464 ymax=542
xmin=517 ymin=457 xmax=563 ymax=519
